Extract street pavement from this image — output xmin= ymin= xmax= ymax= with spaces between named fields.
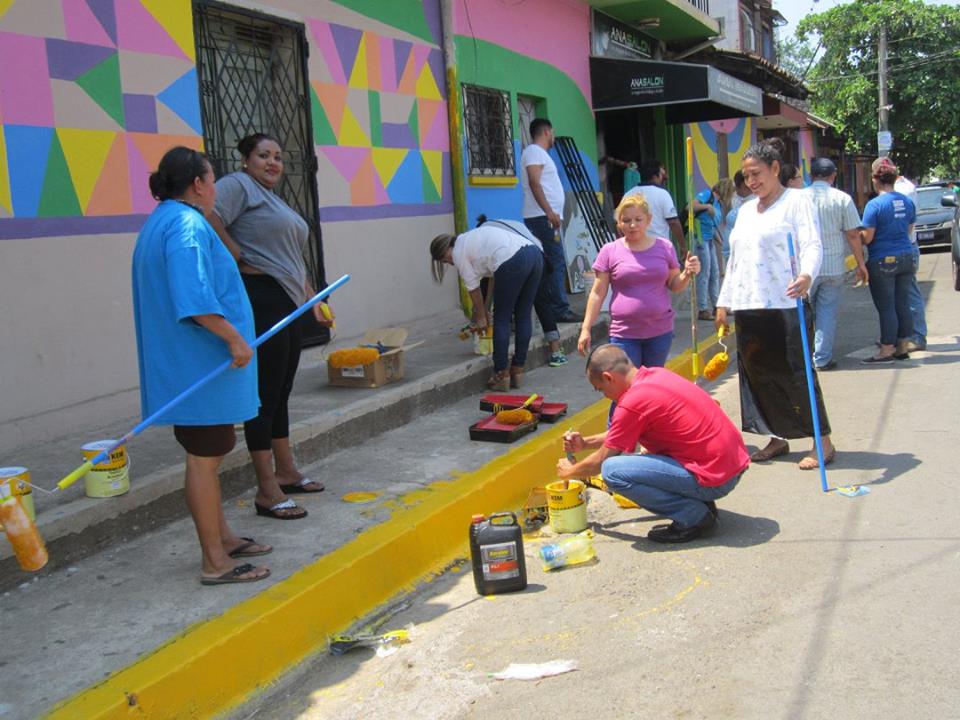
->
xmin=233 ymin=249 xmax=960 ymax=720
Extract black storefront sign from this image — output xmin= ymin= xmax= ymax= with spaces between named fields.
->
xmin=591 ymin=9 xmax=654 ymax=60
xmin=590 ymin=57 xmax=763 ymax=123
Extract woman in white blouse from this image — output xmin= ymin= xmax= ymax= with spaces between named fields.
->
xmin=715 ymin=141 xmax=835 ymax=471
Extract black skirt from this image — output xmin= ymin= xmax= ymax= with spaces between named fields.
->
xmin=734 ymin=307 xmax=831 ymax=439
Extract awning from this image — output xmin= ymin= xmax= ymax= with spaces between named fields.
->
xmin=590 ymin=57 xmax=763 ymax=123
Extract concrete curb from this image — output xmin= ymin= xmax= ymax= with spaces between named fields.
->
xmin=44 ymin=335 xmax=728 ymax=720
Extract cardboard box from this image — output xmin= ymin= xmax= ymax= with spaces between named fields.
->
xmin=327 ymin=328 xmax=423 ymax=388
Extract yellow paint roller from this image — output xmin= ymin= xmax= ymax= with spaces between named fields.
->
xmin=703 ymin=326 xmax=730 ymax=381
xmin=495 ymin=393 xmax=539 ymax=425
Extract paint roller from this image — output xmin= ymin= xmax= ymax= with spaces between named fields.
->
xmin=686 ymin=136 xmax=701 ymax=382
xmin=495 ymin=394 xmax=538 ymax=425
xmin=703 ymin=325 xmax=731 ymax=381
xmin=0 ymin=481 xmax=47 ymax=571
xmin=56 ymin=274 xmax=351 ymax=492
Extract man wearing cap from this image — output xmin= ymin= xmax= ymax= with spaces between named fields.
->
xmin=881 ymin=159 xmax=928 ymax=350
xmin=806 ymin=158 xmax=863 ymax=370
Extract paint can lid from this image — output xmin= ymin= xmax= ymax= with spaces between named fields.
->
xmin=81 ymin=440 xmax=118 ymax=451
xmin=0 ymin=467 xmax=28 ymax=477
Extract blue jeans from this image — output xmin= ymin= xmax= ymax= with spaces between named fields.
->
xmin=695 ymin=237 xmax=720 ymax=311
xmin=524 ymin=215 xmax=571 ymax=317
xmin=810 ymin=274 xmax=844 ymax=367
xmin=610 ymin=332 xmax=673 ymax=368
xmin=492 ymin=245 xmax=542 ymax=371
xmin=602 ymin=454 xmax=743 ymax=528
xmin=908 ymin=245 xmax=927 ymax=344
xmin=866 ymin=251 xmax=915 ymax=346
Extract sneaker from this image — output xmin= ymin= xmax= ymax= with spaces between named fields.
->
xmin=548 ymin=351 xmax=568 ymax=367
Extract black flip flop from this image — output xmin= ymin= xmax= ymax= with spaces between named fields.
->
xmin=279 ymin=478 xmax=325 ymax=494
xmin=200 ymin=563 xmax=271 ymax=586
xmin=228 ymin=537 xmax=273 ymax=558
xmin=255 ymin=499 xmax=308 ymax=520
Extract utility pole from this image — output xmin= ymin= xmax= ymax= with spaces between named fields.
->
xmin=877 ymin=22 xmax=890 ymax=154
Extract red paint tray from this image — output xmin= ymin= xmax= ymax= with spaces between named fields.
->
xmin=468 ymin=413 xmax=540 ymax=443
xmin=479 ymin=394 xmax=568 ymax=423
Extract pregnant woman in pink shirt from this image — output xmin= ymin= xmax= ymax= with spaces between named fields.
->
xmin=579 ymin=193 xmax=699 ymax=367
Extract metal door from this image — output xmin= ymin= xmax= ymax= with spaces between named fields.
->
xmin=193 ymin=0 xmax=329 ymax=345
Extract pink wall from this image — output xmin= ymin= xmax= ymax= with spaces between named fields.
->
xmin=452 ymin=0 xmax=591 ymax=101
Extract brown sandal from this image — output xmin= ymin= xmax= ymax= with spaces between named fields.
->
xmin=509 ymin=366 xmax=524 ymax=389
xmin=750 ymin=440 xmax=790 ymax=462
xmin=487 ymin=369 xmax=510 ymax=391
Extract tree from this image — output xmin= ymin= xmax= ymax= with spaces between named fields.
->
xmin=796 ymin=0 xmax=960 ymax=179
xmin=775 ymin=35 xmax=818 ymax=81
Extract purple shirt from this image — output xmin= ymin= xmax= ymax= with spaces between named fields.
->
xmin=593 ymin=237 xmax=679 ymax=339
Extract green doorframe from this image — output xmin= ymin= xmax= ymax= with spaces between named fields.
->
xmin=653 ymin=108 xmax=687 ymax=215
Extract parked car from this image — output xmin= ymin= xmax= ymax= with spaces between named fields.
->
xmin=913 ymin=183 xmax=959 ymax=252
xmin=943 ymin=191 xmax=960 ymax=291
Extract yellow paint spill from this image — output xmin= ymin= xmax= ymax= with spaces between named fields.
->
xmin=342 ymin=491 xmax=381 ymax=503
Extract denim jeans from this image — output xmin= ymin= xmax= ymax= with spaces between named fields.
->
xmin=602 ymin=454 xmax=743 ymax=528
xmin=524 ymin=215 xmax=571 ymax=317
xmin=908 ymin=244 xmax=927 ymax=344
xmin=866 ymin=251 xmax=915 ymax=346
xmin=810 ymin=273 xmax=844 ymax=367
xmin=492 ymin=245 xmax=542 ymax=371
xmin=695 ymin=237 xmax=720 ymax=311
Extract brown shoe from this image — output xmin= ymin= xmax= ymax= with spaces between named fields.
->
xmin=487 ymin=369 xmax=510 ymax=391
xmin=509 ymin=366 xmax=524 ymax=389
xmin=697 ymin=310 xmax=715 ymax=321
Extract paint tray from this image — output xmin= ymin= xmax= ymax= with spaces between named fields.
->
xmin=469 ymin=413 xmax=540 ymax=443
xmin=479 ymin=394 xmax=568 ymax=423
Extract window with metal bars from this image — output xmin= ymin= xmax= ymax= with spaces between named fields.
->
xmin=462 ymin=84 xmax=515 ymax=177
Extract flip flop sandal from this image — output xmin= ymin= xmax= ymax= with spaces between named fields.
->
xmin=255 ymin=498 xmax=308 ymax=520
xmin=200 ymin=563 xmax=271 ymax=586
xmin=750 ymin=441 xmax=790 ymax=462
xmin=279 ymin=478 xmax=325 ymax=494
xmin=228 ymin=537 xmax=273 ymax=558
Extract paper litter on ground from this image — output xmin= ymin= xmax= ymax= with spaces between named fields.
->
xmin=837 ymin=485 xmax=870 ymax=497
xmin=492 ymin=660 xmax=578 ymax=681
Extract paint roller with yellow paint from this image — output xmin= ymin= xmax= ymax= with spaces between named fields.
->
xmin=703 ymin=325 xmax=731 ymax=381
xmin=495 ymin=394 xmax=538 ymax=425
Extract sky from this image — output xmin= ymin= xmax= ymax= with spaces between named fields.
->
xmin=776 ymin=0 xmax=960 ymax=38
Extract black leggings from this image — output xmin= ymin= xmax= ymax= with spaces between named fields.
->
xmin=242 ymin=274 xmax=302 ymax=452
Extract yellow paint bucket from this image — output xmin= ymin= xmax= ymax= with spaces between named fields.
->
xmin=545 ymin=479 xmax=587 ymax=534
xmin=0 ymin=467 xmax=35 ymax=522
xmin=80 ymin=441 xmax=130 ymax=498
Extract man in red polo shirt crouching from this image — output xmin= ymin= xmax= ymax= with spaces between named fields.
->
xmin=558 ymin=344 xmax=749 ymax=543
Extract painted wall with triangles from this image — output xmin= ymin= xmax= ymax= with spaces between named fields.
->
xmin=0 ymin=0 xmax=451 ymax=240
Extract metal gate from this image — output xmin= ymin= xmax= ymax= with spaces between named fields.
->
xmin=193 ymin=0 xmax=329 ymax=345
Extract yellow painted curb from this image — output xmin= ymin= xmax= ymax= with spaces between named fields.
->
xmin=46 ymin=336 xmax=728 ymax=720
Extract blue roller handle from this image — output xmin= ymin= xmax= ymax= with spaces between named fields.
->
xmin=787 ymin=235 xmax=828 ymax=492
xmin=58 ymin=274 xmax=350 ymax=487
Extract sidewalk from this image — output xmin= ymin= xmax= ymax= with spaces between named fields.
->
xmin=2 ymin=295 xmax=612 ymax=584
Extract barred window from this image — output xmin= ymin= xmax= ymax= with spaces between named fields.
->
xmin=462 ymin=84 xmax=515 ymax=177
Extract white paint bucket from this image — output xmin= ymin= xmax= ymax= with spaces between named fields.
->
xmin=80 ymin=441 xmax=130 ymax=498
xmin=0 ymin=467 xmax=34 ymax=522
xmin=545 ymin=479 xmax=588 ymax=534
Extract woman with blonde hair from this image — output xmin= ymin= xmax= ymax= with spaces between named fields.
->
xmin=578 ymin=193 xmax=700 ymax=368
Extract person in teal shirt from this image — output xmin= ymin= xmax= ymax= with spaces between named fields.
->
xmin=132 ymin=146 xmax=270 ymax=586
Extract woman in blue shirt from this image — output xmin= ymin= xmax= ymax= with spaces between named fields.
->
xmin=692 ymin=179 xmax=735 ymax=320
xmin=132 ymin=146 xmax=271 ymax=585
xmin=860 ymin=158 xmax=917 ymax=363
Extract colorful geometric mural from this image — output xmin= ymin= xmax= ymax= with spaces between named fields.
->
xmin=688 ymin=118 xmax=755 ymax=192
xmin=307 ymin=14 xmax=450 ymax=221
xmin=0 ymin=0 xmax=201 ymax=238
xmin=798 ymin=127 xmax=817 ymax=184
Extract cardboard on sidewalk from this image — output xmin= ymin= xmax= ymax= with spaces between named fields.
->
xmin=327 ymin=328 xmax=424 ymax=388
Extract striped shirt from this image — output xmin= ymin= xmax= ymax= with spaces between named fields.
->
xmin=805 ymin=181 xmax=861 ymax=276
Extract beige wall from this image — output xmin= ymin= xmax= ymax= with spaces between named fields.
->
xmin=0 ymin=233 xmax=140 ymax=452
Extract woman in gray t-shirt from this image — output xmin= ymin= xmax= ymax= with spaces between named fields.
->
xmin=209 ymin=133 xmax=334 ymax=520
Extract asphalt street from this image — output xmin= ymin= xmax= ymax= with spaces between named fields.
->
xmin=235 ymin=248 xmax=960 ymax=720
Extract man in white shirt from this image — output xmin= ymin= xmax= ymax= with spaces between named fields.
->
xmin=724 ymin=170 xmax=754 ymax=262
xmin=805 ymin=158 xmax=863 ymax=370
xmin=521 ymin=118 xmax=579 ymax=322
xmin=889 ymin=165 xmax=927 ymax=349
xmin=623 ymin=159 xmax=687 ymax=254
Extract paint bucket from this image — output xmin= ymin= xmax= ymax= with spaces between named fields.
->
xmin=80 ymin=441 xmax=130 ymax=498
xmin=474 ymin=325 xmax=492 ymax=356
xmin=0 ymin=467 xmax=34 ymax=522
xmin=545 ymin=479 xmax=588 ymax=534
